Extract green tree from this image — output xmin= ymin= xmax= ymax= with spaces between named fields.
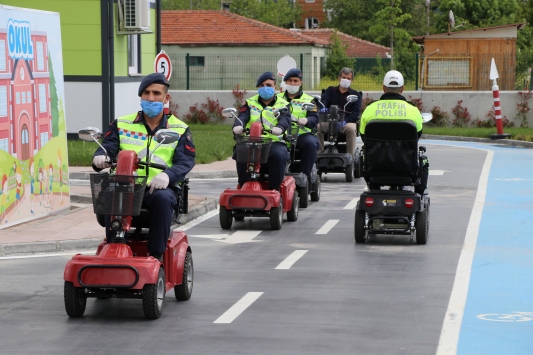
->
xmin=48 ymin=53 xmax=59 ymax=137
xmin=230 ymin=0 xmax=301 ymax=28
xmin=163 ymin=0 xmax=301 ymax=28
xmin=162 ymin=0 xmax=221 ymax=10
xmin=368 ymin=0 xmax=412 ymax=70
xmin=324 ymin=30 xmax=353 ymax=78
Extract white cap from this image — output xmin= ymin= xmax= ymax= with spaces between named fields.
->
xmin=383 ymin=70 xmax=404 ymax=87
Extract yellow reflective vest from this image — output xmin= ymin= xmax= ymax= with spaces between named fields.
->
xmin=116 ymin=113 xmax=188 ymax=183
xmin=277 ymin=92 xmax=315 ymax=136
xmin=246 ymin=95 xmax=289 ymax=142
xmin=359 ymin=100 xmax=423 ymax=135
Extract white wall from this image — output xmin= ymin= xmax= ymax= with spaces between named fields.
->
xmin=169 ymin=90 xmax=533 ymax=127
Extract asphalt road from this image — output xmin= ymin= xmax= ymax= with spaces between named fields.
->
xmin=1 ymin=140 xmax=532 ymax=355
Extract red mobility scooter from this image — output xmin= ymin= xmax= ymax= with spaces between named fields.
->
xmin=64 ymin=128 xmax=193 ymax=319
xmin=219 ymin=108 xmax=298 ymax=230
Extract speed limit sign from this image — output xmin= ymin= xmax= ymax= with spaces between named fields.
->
xmin=154 ymin=50 xmax=172 ymax=81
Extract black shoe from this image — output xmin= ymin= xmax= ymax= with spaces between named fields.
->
xmin=149 ymin=253 xmax=163 ymax=262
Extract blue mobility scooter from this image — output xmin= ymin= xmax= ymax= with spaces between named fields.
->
xmin=354 ymin=115 xmax=432 ymax=245
xmin=314 ymin=94 xmax=362 ymax=182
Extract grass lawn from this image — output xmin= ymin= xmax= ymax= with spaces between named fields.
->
xmin=68 ymin=123 xmax=234 ymax=166
xmin=67 ymin=123 xmax=533 ymax=166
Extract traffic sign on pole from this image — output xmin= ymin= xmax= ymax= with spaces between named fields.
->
xmin=154 ymin=50 xmax=172 ymax=81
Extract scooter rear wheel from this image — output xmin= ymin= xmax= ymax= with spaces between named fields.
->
xmin=298 ymin=185 xmax=308 ymax=208
xmin=310 ymin=178 xmax=320 ymax=202
xmin=345 ymin=164 xmax=354 ymax=182
xmin=287 ymin=191 xmax=299 ymax=222
xmin=354 ymin=208 xmax=366 ymax=244
xmin=174 ymin=252 xmax=193 ymax=301
xmin=142 ymin=267 xmax=165 ymax=319
xmin=64 ymin=281 xmax=86 ymax=317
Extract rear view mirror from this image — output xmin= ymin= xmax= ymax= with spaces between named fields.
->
xmin=421 ymin=113 xmax=433 ymax=123
xmin=222 ymin=108 xmax=237 ymax=118
xmin=302 ymin=103 xmax=315 ymax=111
xmin=346 ymin=95 xmax=358 ymax=103
xmin=154 ymin=129 xmax=180 ymax=145
xmin=79 ymin=127 xmax=101 ymax=141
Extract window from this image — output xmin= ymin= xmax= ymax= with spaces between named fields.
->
xmin=36 ymin=42 xmax=44 ymax=71
xmin=306 ymin=17 xmax=319 ymax=29
xmin=40 ymin=132 xmax=49 ymax=148
xmin=128 ymin=35 xmax=141 ymax=75
xmin=16 ymin=92 xmax=20 ymax=104
xmin=21 ymin=126 xmax=29 ymax=144
xmin=0 ymin=138 xmax=8 ymax=152
xmin=305 ymin=0 xmax=316 ymax=2
xmin=0 ymin=40 xmax=5 ymax=71
xmin=38 ymin=84 xmax=47 ymax=113
xmin=27 ymin=91 xmax=31 ymax=103
xmin=21 ymin=92 xmax=26 ymax=104
xmin=189 ymin=56 xmax=205 ymax=67
xmin=0 ymin=86 xmax=6 ymax=116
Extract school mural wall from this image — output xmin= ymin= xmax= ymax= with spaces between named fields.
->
xmin=0 ymin=5 xmax=69 ymax=229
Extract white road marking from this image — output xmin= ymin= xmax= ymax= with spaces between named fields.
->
xmin=178 ymin=209 xmax=219 ymax=231
xmin=436 ymin=150 xmax=493 ymax=354
xmin=213 ymin=292 xmax=264 ymax=324
xmin=343 ymin=198 xmax=359 ymax=210
xmin=315 ymin=219 xmax=339 ymax=234
xmin=218 ymin=230 xmax=262 ymax=244
xmin=275 ymin=250 xmax=308 ymax=270
xmin=0 ymin=250 xmax=95 ymax=260
xmin=429 ymin=170 xmax=448 ymax=175
xmin=189 ymin=234 xmax=228 ymax=239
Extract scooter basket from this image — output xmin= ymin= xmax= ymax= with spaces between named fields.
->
xmin=90 ymin=174 xmax=147 ymax=216
xmin=235 ymin=136 xmax=272 ymax=164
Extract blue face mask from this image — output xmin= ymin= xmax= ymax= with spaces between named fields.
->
xmin=140 ymin=100 xmax=164 ymax=118
xmin=258 ymin=86 xmax=275 ymax=100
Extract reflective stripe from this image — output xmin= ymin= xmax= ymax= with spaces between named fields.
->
xmin=246 ymin=95 xmax=289 ymax=142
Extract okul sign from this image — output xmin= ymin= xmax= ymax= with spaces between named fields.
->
xmin=7 ymin=18 xmax=34 ymax=60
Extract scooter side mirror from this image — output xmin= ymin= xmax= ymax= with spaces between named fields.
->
xmin=346 ymin=95 xmax=358 ymax=103
xmin=421 ymin=113 xmax=433 ymax=123
xmin=154 ymin=129 xmax=180 ymax=145
xmin=301 ymin=103 xmax=315 ymax=111
xmin=222 ymin=108 xmax=237 ymax=118
xmin=79 ymin=127 xmax=102 ymax=141
xmin=273 ymin=107 xmax=289 ymax=117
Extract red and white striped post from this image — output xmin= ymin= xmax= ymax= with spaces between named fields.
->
xmin=489 ymin=58 xmax=510 ymax=139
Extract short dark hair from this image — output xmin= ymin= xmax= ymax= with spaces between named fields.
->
xmin=338 ymin=67 xmax=354 ymax=78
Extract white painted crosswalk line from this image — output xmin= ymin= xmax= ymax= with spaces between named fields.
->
xmin=315 ymin=220 xmax=339 ymax=234
xmin=275 ymin=250 xmax=308 ymax=270
xmin=213 ymin=292 xmax=264 ymax=324
xmin=344 ymin=198 xmax=359 ymax=209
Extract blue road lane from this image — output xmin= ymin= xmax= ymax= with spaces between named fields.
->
xmin=429 ymin=141 xmax=533 ymax=354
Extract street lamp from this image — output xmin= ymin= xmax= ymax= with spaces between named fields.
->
xmin=425 ymin=0 xmax=430 ymax=35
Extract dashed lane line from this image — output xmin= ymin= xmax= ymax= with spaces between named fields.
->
xmin=275 ymin=250 xmax=308 ymax=270
xmin=213 ymin=292 xmax=264 ymax=324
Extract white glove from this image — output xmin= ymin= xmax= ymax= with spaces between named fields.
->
xmin=93 ymin=155 xmax=109 ymax=169
xmin=271 ymin=127 xmax=283 ymax=135
xmin=233 ymin=126 xmax=243 ymax=135
xmin=148 ymin=172 xmax=169 ymax=194
xmin=291 ymin=114 xmax=298 ymax=122
xmin=298 ymin=117 xmax=308 ymax=126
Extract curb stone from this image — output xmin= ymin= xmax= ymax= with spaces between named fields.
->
xmin=0 ymin=198 xmax=218 ymax=257
xmin=421 ymin=134 xmax=533 ymax=148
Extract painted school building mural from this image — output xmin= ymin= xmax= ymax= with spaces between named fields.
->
xmin=0 ymin=5 xmax=69 ymax=229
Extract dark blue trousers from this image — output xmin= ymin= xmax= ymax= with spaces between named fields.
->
xmin=295 ymin=133 xmax=319 ymax=177
xmin=236 ymin=141 xmax=289 ymax=190
xmin=106 ymin=187 xmax=177 ymax=254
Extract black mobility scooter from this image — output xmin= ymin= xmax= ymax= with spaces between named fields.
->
xmin=354 ymin=119 xmax=430 ymax=245
xmin=314 ymin=94 xmax=362 ymax=182
xmin=285 ymin=103 xmax=320 ymax=208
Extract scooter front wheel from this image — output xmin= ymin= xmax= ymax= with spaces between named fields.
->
xmin=143 ymin=267 xmax=165 ymax=319
xmin=270 ymin=199 xmax=283 ymax=230
xmin=219 ymin=206 xmax=233 ymax=229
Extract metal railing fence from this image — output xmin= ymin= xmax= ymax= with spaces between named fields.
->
xmin=166 ymin=52 xmax=533 ymax=92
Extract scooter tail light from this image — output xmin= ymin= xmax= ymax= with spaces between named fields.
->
xmin=404 ymin=198 xmax=414 ymax=208
xmin=364 ymin=197 xmax=374 ymax=207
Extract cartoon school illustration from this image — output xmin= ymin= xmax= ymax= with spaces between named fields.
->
xmin=0 ymin=7 xmax=70 ymax=229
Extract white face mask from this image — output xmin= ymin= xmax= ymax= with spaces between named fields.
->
xmin=340 ymin=78 xmax=351 ymax=89
xmin=285 ymin=84 xmax=300 ymax=95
